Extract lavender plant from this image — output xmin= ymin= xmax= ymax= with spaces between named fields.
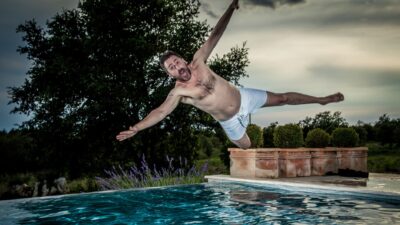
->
xmin=96 ymin=155 xmax=208 ymax=190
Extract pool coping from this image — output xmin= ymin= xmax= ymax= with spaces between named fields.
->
xmin=0 ymin=183 xmax=195 ymax=203
xmin=205 ymin=174 xmax=400 ymax=198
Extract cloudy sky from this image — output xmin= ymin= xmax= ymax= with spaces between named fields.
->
xmin=1 ymin=0 xmax=399 ymax=131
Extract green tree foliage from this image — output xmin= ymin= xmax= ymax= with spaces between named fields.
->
xmin=273 ymin=124 xmax=303 ymax=148
xmin=195 ymin=133 xmax=223 ymax=159
xmin=394 ymin=120 xmax=400 ymax=147
xmin=375 ymin=114 xmax=399 ymax=147
xmin=298 ymin=111 xmax=348 ymax=138
xmin=263 ymin=122 xmax=277 ymax=147
xmin=305 ymin=128 xmax=330 ymax=148
xmin=0 ymin=130 xmax=35 ymax=174
xmin=351 ymin=125 xmax=368 ymax=146
xmin=246 ymin=124 xmax=263 ymax=148
xmin=331 ymin=127 xmax=359 ymax=147
xmin=356 ymin=120 xmax=376 ymax=142
xmin=9 ymin=0 xmax=249 ymax=177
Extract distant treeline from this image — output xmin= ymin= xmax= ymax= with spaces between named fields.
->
xmin=1 ymin=111 xmax=399 ymax=179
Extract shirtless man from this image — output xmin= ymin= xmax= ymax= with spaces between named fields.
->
xmin=116 ymin=0 xmax=344 ymax=149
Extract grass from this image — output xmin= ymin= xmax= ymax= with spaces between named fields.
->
xmin=367 ymin=142 xmax=400 ymax=173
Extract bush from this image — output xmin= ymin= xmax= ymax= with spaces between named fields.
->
xmin=195 ymin=158 xmax=228 ymax=175
xmin=331 ymin=127 xmax=359 ymax=147
xmin=96 ymin=155 xmax=208 ymax=190
xmin=68 ymin=177 xmax=99 ymax=193
xmin=273 ymin=124 xmax=304 ymax=148
xmin=0 ymin=173 xmax=38 ymax=200
xmin=247 ymin=124 xmax=263 ymax=148
xmin=305 ymin=128 xmax=330 ymax=147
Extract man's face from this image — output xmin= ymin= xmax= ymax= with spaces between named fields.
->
xmin=163 ymin=55 xmax=191 ymax=82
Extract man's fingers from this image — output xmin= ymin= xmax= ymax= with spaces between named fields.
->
xmin=116 ymin=135 xmax=129 ymax=141
xmin=116 ymin=129 xmax=138 ymax=141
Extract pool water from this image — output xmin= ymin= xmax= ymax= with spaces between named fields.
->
xmin=1 ymin=181 xmax=400 ymax=224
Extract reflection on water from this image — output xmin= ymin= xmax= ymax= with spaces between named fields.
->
xmin=1 ymin=182 xmax=399 ymax=224
xmin=230 ymin=190 xmax=280 ymax=206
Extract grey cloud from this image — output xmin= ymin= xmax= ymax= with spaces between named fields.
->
xmin=201 ymin=2 xmax=219 ymax=19
xmin=200 ymin=0 xmax=306 ymax=19
xmin=284 ymin=0 xmax=400 ymax=28
xmin=309 ymin=64 xmax=400 ymax=89
xmin=245 ymin=0 xmax=305 ymax=9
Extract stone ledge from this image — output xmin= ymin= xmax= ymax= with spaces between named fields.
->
xmin=229 ymin=147 xmax=368 ymax=179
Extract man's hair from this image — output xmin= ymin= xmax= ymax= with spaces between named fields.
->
xmin=159 ymin=50 xmax=182 ymax=71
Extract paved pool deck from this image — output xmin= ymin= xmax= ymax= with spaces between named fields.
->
xmin=205 ymin=173 xmax=400 ymax=196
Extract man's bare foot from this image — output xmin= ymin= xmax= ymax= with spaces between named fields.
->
xmin=321 ymin=92 xmax=344 ymax=105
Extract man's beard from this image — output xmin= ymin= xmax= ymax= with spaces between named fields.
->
xmin=178 ymin=68 xmax=191 ymax=81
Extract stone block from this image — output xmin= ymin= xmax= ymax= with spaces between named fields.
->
xmin=229 ymin=149 xmax=256 ymax=178
xmin=337 ymin=147 xmax=368 ymax=175
xmin=310 ymin=148 xmax=338 ymax=176
xmin=255 ymin=150 xmax=279 ymax=178
xmin=279 ymin=149 xmax=311 ymax=178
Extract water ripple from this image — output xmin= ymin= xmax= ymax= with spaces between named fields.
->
xmin=0 ymin=182 xmax=397 ymax=225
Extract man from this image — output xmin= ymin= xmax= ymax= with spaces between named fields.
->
xmin=116 ymin=0 xmax=344 ymax=149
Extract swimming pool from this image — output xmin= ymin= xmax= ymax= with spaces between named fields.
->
xmin=1 ymin=181 xmax=399 ymax=224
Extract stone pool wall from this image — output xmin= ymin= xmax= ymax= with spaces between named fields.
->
xmin=229 ymin=147 xmax=368 ymax=179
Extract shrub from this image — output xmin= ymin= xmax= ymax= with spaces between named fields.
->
xmin=247 ymin=124 xmax=264 ymax=148
xmin=305 ymin=128 xmax=330 ymax=147
xmin=195 ymin=158 xmax=228 ymax=175
xmin=68 ymin=177 xmax=99 ymax=193
xmin=96 ymin=155 xmax=208 ymax=190
xmin=0 ymin=173 xmax=38 ymax=200
xmin=273 ymin=124 xmax=304 ymax=148
xmin=331 ymin=127 xmax=359 ymax=147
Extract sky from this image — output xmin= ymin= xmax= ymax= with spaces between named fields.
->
xmin=0 ymin=0 xmax=399 ymax=131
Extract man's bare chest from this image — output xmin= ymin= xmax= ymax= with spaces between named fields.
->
xmin=179 ymin=75 xmax=217 ymax=106
xmin=195 ymin=74 xmax=216 ymax=95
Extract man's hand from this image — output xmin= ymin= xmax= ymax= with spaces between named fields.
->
xmin=116 ymin=126 xmax=139 ymax=141
xmin=232 ymin=0 xmax=239 ymax=9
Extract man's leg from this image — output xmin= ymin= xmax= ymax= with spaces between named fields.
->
xmin=264 ymin=92 xmax=344 ymax=107
xmin=231 ymin=133 xmax=251 ymax=149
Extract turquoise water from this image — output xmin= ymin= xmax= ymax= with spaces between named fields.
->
xmin=1 ymin=182 xmax=400 ymax=224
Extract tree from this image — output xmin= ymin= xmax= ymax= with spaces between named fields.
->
xmin=0 ymin=129 xmax=35 ymax=174
xmin=351 ymin=124 xmax=368 ymax=146
xmin=263 ymin=122 xmax=278 ymax=147
xmin=9 ymin=0 xmax=249 ymax=177
xmin=375 ymin=114 xmax=398 ymax=147
xmin=356 ymin=120 xmax=376 ymax=142
xmin=298 ymin=111 xmax=348 ymax=137
xmin=394 ymin=119 xmax=400 ymax=147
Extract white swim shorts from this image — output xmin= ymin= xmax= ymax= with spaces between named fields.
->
xmin=219 ymin=88 xmax=268 ymax=141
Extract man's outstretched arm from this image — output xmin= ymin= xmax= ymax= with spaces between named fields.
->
xmin=193 ymin=0 xmax=239 ymax=63
xmin=116 ymin=89 xmax=182 ymax=141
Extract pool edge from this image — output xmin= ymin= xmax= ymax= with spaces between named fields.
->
xmin=205 ymin=175 xmax=400 ymax=198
